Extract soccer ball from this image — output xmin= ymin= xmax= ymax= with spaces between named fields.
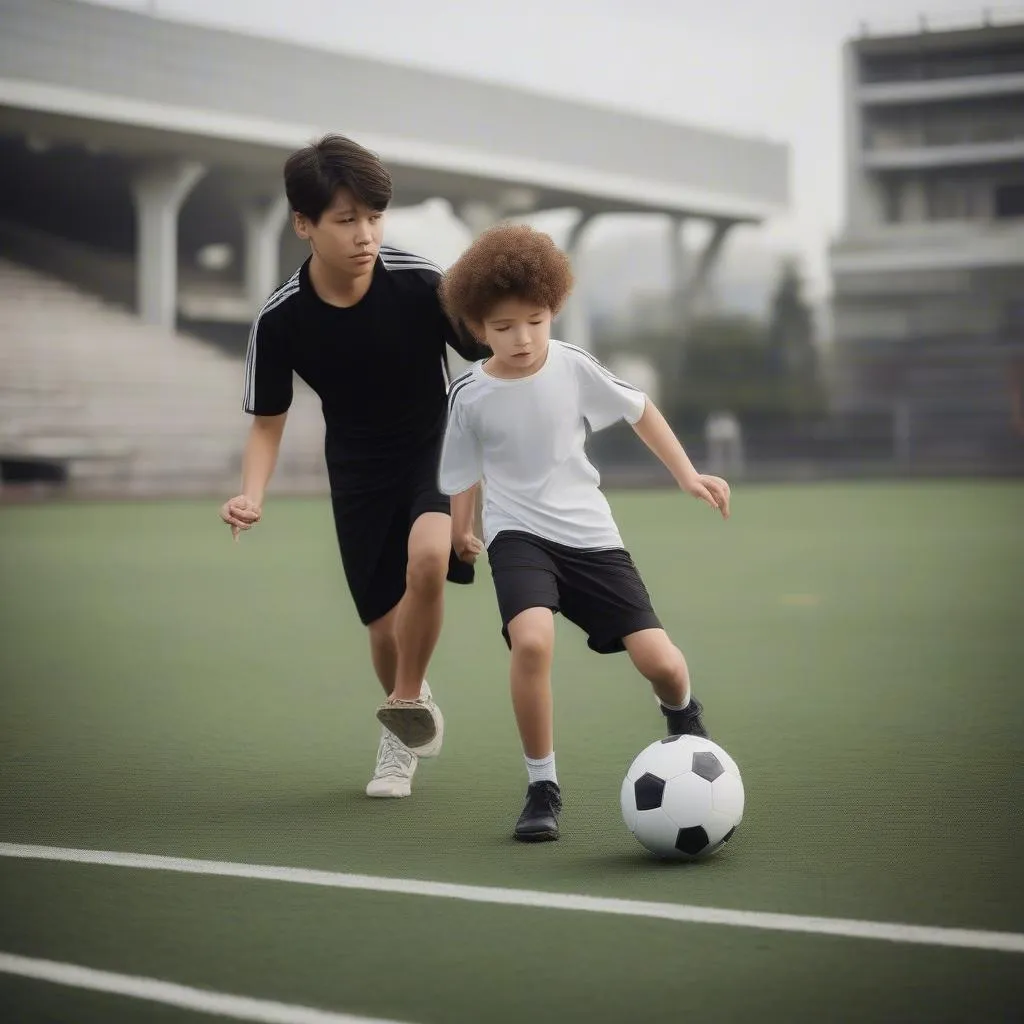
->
xmin=620 ymin=735 xmax=744 ymax=860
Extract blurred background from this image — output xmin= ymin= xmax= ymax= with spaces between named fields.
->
xmin=0 ymin=0 xmax=1022 ymax=492
xmin=2 ymin=5 xmax=1023 ymax=1021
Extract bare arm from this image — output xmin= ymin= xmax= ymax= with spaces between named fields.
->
xmin=631 ymin=399 xmax=731 ymax=518
xmin=220 ymin=413 xmax=287 ymax=538
xmin=241 ymin=413 xmax=287 ymax=505
xmin=631 ymin=399 xmax=700 ymax=490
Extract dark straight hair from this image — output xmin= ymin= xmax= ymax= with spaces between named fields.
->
xmin=283 ymin=134 xmax=393 ymax=223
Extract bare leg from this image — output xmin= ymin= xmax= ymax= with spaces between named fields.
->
xmin=508 ymin=607 xmax=562 ymax=842
xmin=366 ymin=606 xmax=399 ymax=696
xmin=623 ymin=628 xmax=689 ymax=706
xmin=507 ymin=607 xmax=556 ymax=759
xmin=388 ymin=512 xmax=451 ymax=703
xmin=365 ymin=608 xmax=417 ymax=801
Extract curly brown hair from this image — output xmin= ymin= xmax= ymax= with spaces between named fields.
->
xmin=440 ymin=223 xmax=575 ymax=330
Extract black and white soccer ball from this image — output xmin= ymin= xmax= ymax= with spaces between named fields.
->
xmin=620 ymin=735 xmax=744 ymax=860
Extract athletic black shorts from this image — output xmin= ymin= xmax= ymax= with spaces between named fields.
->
xmin=486 ymin=530 xmax=661 ymax=654
xmin=330 ymin=447 xmax=473 ymax=626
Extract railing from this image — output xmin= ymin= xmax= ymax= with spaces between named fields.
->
xmin=857 ymin=7 xmax=1024 ymax=41
xmin=0 ymin=220 xmax=136 ymax=310
xmin=862 ymin=52 xmax=1024 ymax=84
xmin=865 ymin=120 xmax=1024 ymax=149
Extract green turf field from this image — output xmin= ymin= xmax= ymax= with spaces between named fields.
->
xmin=1 ymin=482 xmax=1022 ymax=1023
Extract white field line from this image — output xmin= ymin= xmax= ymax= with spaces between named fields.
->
xmin=0 ymin=952 xmax=414 ymax=1024
xmin=1 ymin=842 xmax=1022 ymax=955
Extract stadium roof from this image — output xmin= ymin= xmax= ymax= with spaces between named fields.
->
xmin=0 ymin=0 xmax=789 ymax=222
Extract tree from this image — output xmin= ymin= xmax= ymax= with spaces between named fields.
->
xmin=595 ymin=260 xmax=826 ymax=430
xmin=673 ymin=314 xmax=777 ymax=428
xmin=766 ymin=260 xmax=822 ymax=404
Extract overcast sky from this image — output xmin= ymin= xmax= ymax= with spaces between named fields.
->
xmin=86 ymin=0 xmax=1011 ymax=296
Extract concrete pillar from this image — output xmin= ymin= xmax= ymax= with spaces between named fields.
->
xmin=558 ymin=210 xmax=597 ymax=351
xmin=682 ymin=219 xmax=733 ymax=326
xmin=842 ymin=41 xmax=884 ymax=231
xmin=665 ymin=218 xmax=734 ymax=388
xmin=668 ymin=215 xmax=689 ymax=322
xmin=457 ymin=185 xmax=540 ymax=236
xmin=131 ymin=160 xmax=205 ymax=330
xmin=242 ymin=193 xmax=290 ymax=310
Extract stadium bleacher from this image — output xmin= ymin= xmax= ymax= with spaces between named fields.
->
xmin=0 ymin=258 xmax=325 ymax=495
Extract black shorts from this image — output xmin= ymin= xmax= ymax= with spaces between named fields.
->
xmin=331 ymin=449 xmax=474 ymax=626
xmin=487 ymin=530 xmax=661 ymax=654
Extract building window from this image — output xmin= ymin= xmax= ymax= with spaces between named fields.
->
xmin=926 ymin=178 xmax=985 ymax=221
xmin=859 ymin=43 xmax=1024 ymax=84
xmin=883 ymin=181 xmax=902 ymax=223
xmin=994 ymin=183 xmax=1024 ymax=219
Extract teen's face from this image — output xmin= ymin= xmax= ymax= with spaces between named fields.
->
xmin=478 ymin=298 xmax=552 ymax=377
xmin=294 ymin=188 xmax=384 ymax=278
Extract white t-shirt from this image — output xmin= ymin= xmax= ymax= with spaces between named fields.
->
xmin=438 ymin=340 xmax=648 ymax=549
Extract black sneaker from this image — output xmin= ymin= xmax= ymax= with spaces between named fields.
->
xmin=662 ymin=697 xmax=709 ymax=739
xmin=514 ymin=781 xmax=562 ymax=842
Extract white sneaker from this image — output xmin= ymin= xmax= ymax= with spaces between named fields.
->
xmin=375 ymin=680 xmax=445 ymax=759
xmin=412 ymin=680 xmax=444 ymax=758
xmin=365 ymin=726 xmax=418 ymax=798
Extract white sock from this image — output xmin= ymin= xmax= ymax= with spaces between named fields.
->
xmin=659 ymin=693 xmax=691 ymax=712
xmin=525 ymin=752 xmax=558 ymax=786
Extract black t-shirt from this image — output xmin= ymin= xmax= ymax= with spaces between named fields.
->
xmin=242 ymin=246 xmax=488 ymax=491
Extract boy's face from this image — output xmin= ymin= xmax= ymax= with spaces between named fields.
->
xmin=293 ymin=187 xmax=384 ymax=279
xmin=476 ymin=297 xmax=552 ymax=378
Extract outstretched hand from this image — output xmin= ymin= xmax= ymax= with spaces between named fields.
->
xmin=683 ymin=474 xmax=731 ymax=520
xmin=219 ymin=495 xmax=262 ymax=541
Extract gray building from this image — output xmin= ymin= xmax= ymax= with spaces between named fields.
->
xmin=829 ymin=14 xmax=1024 ymax=465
